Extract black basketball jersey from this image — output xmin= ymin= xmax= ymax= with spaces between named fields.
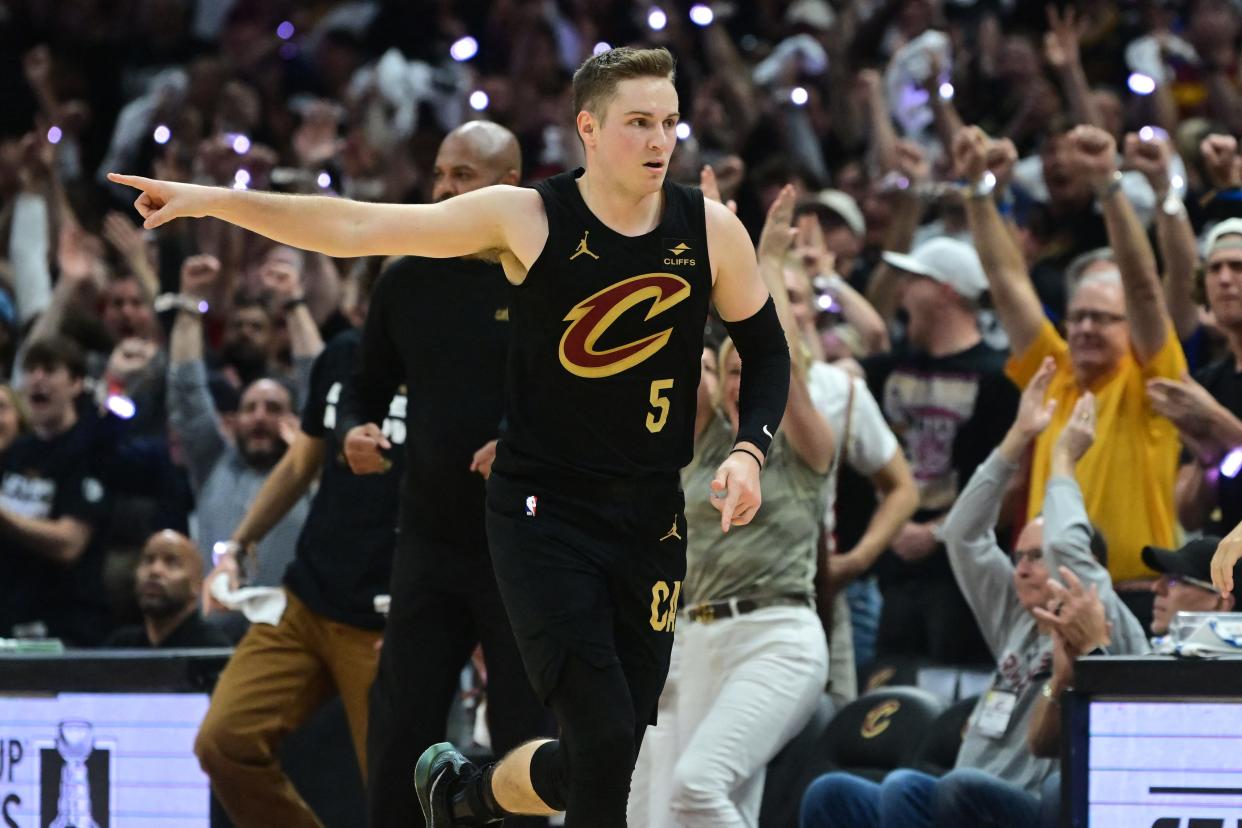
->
xmin=494 ymin=168 xmax=713 ymax=482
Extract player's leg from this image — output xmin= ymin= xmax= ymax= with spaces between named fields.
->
xmin=414 ymin=475 xmax=640 ymax=826
xmin=194 ymin=592 xmax=334 ymax=827
xmin=471 ymin=568 xmax=552 ymax=757
xmin=471 ymin=572 xmax=554 ymax=826
xmin=416 ymin=653 xmax=639 ymax=827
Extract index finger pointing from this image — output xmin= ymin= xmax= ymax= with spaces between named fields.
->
xmin=720 ymin=484 xmax=741 ymax=533
xmin=107 ymin=172 xmax=150 ymax=190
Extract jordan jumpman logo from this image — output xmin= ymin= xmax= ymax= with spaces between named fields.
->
xmin=570 ymin=230 xmax=599 ymax=261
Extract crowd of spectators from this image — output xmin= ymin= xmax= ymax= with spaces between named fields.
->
xmin=8 ymin=0 xmax=1242 ymax=824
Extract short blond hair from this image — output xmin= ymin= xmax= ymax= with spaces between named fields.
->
xmin=572 ymin=46 xmax=676 ymax=120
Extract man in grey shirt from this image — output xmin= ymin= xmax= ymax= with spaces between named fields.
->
xmin=167 ymin=254 xmax=314 ymax=588
xmin=799 ymin=358 xmax=1148 ymax=828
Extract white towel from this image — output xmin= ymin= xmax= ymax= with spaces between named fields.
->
xmin=209 ymin=574 xmax=287 ymax=625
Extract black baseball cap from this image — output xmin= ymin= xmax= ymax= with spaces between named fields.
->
xmin=1142 ymin=537 xmax=1241 ymax=600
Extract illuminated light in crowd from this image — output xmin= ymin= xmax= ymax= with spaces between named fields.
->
xmin=231 ymin=133 xmax=251 ymax=155
xmin=233 ymin=169 xmax=251 ymax=190
xmin=647 ymin=8 xmax=668 ymax=31
xmin=790 ymin=86 xmax=809 ymax=106
xmin=1172 ymin=174 xmax=1185 ymax=190
xmin=689 ymin=4 xmax=714 ymax=26
xmin=939 ymin=82 xmax=955 ymax=100
xmin=317 ymin=171 xmax=331 ymax=189
xmin=1127 ymin=72 xmax=1156 ymax=95
xmin=1221 ymin=447 xmax=1242 ymax=479
xmin=276 ymin=21 xmax=295 ymax=40
xmin=593 ymin=41 xmax=612 ymax=56
xmin=816 ymin=293 xmax=839 ymax=312
xmin=676 ymin=122 xmax=691 ymax=140
xmin=106 ymin=395 xmax=136 ymax=420
xmin=46 ymin=126 xmax=63 ymax=144
xmin=469 ymin=90 xmax=490 ymax=111
xmin=450 ymin=36 xmax=479 ymax=62
xmin=1139 ymin=126 xmax=1156 ymax=142
xmin=153 ymin=124 xmax=171 ymax=144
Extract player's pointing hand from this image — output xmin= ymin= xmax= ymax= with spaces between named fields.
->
xmin=107 ymin=173 xmax=214 ymax=229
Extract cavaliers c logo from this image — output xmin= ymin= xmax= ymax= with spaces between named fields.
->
xmin=558 ymin=273 xmax=691 ymax=378
xmin=860 ymin=700 xmax=901 ymax=739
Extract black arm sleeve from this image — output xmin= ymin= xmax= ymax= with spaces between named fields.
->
xmin=722 ymin=296 xmax=790 ymax=457
xmin=335 ymin=269 xmax=404 ymax=442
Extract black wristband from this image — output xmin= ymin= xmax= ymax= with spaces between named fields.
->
xmin=282 ymin=295 xmax=307 ymax=313
xmin=730 ymin=446 xmax=764 ymax=470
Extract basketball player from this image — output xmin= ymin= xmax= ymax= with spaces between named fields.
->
xmin=336 ymin=121 xmax=551 ymax=828
xmin=109 ymin=46 xmax=791 ymax=828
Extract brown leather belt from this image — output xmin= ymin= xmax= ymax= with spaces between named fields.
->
xmin=684 ymin=594 xmax=814 ymax=624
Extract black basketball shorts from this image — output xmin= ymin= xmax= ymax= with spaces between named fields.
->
xmin=484 ymin=470 xmax=687 ymax=727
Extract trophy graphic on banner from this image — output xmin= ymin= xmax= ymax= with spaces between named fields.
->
xmin=49 ymin=720 xmax=100 ymax=828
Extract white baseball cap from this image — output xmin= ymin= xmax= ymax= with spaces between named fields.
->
xmin=810 ymin=189 xmax=866 ymax=237
xmin=1204 ymin=217 xmax=1242 ymax=257
xmin=881 ymin=237 xmax=989 ymax=301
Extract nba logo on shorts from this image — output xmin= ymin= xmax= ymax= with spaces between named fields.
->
xmin=525 ymin=495 xmax=538 ymax=517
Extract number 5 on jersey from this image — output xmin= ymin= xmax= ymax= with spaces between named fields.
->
xmin=646 ymin=379 xmax=675 ymax=433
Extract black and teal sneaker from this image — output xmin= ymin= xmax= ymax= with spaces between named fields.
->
xmin=414 ymin=742 xmax=472 ymax=827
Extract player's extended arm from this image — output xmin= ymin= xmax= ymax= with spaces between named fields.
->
xmin=707 ymin=199 xmax=791 ymax=531
xmin=107 ymin=173 xmax=539 ymax=262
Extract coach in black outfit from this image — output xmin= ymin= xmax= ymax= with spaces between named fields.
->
xmin=335 ymin=121 xmax=550 ymax=828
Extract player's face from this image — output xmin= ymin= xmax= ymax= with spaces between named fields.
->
xmin=592 ymin=77 xmax=679 ymax=192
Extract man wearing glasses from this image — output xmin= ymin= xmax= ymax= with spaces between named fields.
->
xmin=957 ymin=123 xmax=1187 ymax=632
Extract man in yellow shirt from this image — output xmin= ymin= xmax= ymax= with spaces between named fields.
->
xmin=955 ymin=124 xmax=1186 ymax=630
